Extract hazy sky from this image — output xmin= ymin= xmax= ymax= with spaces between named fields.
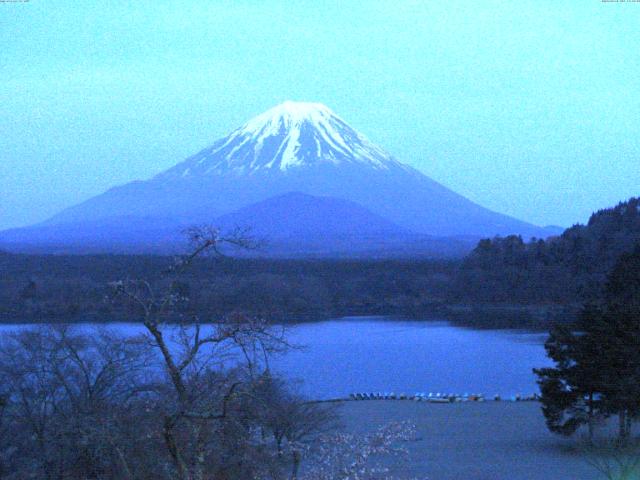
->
xmin=1 ymin=1 xmax=639 ymax=230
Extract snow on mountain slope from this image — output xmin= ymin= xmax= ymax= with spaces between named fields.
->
xmin=157 ymin=101 xmax=409 ymax=178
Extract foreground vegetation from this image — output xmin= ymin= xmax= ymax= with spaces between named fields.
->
xmin=530 ymin=246 xmax=640 ymax=479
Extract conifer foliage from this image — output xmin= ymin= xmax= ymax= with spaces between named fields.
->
xmin=535 ymin=246 xmax=640 ymax=441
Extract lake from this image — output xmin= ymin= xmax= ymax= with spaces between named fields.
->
xmin=0 ymin=316 xmax=552 ymax=400
xmin=273 ymin=317 xmax=551 ymax=399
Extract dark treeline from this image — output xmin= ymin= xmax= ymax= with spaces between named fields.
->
xmin=0 ymin=254 xmax=455 ymax=323
xmin=450 ymin=198 xmax=640 ymax=306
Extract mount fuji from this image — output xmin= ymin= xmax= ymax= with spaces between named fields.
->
xmin=0 ymin=101 xmax=559 ymax=256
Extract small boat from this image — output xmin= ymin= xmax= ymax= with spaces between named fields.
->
xmin=429 ymin=397 xmax=450 ymax=403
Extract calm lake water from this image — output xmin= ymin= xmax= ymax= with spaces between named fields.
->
xmin=274 ymin=317 xmax=551 ymax=399
xmin=0 ymin=317 xmax=552 ymax=400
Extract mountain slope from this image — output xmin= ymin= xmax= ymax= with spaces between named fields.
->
xmin=214 ymin=192 xmax=476 ymax=258
xmin=215 ymin=192 xmax=408 ymax=240
xmin=2 ymin=101 xmax=556 ymax=254
xmin=158 ymin=101 xmax=405 ymax=176
xmin=0 ymin=192 xmax=477 ymax=257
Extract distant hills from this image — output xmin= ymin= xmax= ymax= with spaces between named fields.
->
xmin=0 ymin=101 xmax=560 ymax=257
xmin=217 ymin=192 xmax=408 ymax=240
xmin=213 ymin=192 xmax=476 ymax=258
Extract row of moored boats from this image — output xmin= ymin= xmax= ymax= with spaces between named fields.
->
xmin=348 ymin=392 xmax=539 ymax=402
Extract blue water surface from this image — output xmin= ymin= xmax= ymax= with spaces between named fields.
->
xmin=0 ymin=317 xmax=552 ymax=400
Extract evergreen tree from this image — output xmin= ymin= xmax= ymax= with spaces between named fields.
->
xmin=535 ymin=246 xmax=640 ymax=441
xmin=534 ymin=320 xmax=605 ymax=438
xmin=599 ymin=247 xmax=640 ymax=440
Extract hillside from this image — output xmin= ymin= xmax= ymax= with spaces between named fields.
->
xmin=450 ymin=197 xmax=640 ymax=304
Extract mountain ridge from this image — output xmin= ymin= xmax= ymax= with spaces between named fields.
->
xmin=0 ymin=192 xmax=478 ymax=257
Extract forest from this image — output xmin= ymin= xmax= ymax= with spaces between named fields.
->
xmin=449 ymin=197 xmax=640 ymax=306
xmin=0 ymin=229 xmax=416 ymax=480
xmin=0 ymin=253 xmax=455 ymax=323
xmin=1 ymin=198 xmax=639 ymax=329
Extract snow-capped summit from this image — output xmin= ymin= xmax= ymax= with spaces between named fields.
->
xmin=158 ymin=101 xmax=405 ymax=178
xmin=2 ymin=101 xmax=559 ymax=254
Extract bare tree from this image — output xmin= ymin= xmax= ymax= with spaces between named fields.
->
xmin=0 ymin=325 xmax=155 ymax=480
xmin=248 ymin=374 xmax=339 ymax=479
xmin=110 ymin=226 xmax=290 ymax=480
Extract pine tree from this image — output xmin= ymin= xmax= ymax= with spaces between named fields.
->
xmin=535 ymin=246 xmax=640 ymax=441
xmin=600 ymin=247 xmax=640 ymax=440
xmin=534 ymin=320 xmax=604 ymax=438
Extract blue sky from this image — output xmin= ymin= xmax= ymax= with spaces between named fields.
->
xmin=1 ymin=0 xmax=639 ymax=230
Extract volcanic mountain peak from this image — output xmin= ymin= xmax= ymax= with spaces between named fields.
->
xmin=241 ymin=101 xmax=336 ymax=132
xmin=158 ymin=101 xmax=406 ymax=179
xmin=0 ymin=101 xmax=557 ymax=251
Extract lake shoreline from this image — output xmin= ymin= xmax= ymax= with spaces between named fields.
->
xmin=0 ymin=302 xmax=578 ymax=331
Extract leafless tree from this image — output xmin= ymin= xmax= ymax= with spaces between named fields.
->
xmin=110 ymin=226 xmax=291 ymax=480
xmin=0 ymin=325 xmax=155 ymax=480
xmin=248 ymin=374 xmax=339 ymax=479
